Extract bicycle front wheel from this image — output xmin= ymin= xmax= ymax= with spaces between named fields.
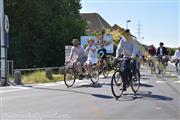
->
xmin=103 ymin=66 xmax=109 ymax=78
xmin=150 ymin=62 xmax=156 ymax=74
xmin=64 ymin=68 xmax=76 ymax=87
xmin=111 ymin=71 xmax=124 ymax=98
xmin=131 ymin=70 xmax=140 ymax=93
xmin=90 ymin=66 xmax=99 ymax=84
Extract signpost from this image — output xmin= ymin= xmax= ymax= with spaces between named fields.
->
xmin=5 ymin=15 xmax=9 ymax=48
xmin=0 ymin=0 xmax=8 ymax=86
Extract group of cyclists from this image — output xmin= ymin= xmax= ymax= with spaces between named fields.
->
xmin=67 ymin=29 xmax=140 ymax=79
xmin=65 ymin=28 xmax=180 ymax=98
xmin=147 ymin=42 xmax=180 ymax=73
xmin=67 ymin=37 xmax=108 ymax=80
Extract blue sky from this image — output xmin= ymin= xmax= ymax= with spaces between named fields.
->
xmin=80 ymin=0 xmax=179 ymax=48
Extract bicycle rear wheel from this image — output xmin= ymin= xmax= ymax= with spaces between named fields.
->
xmin=64 ymin=68 xmax=76 ymax=87
xmin=150 ymin=62 xmax=156 ymax=74
xmin=131 ymin=70 xmax=140 ymax=93
xmin=90 ymin=66 xmax=99 ymax=84
xmin=111 ymin=71 xmax=124 ymax=98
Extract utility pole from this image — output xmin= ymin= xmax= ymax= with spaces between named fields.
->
xmin=137 ymin=20 xmax=142 ymax=43
xmin=0 ymin=0 xmax=7 ymax=86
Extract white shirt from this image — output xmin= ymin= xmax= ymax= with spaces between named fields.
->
xmin=85 ymin=46 xmax=96 ymax=58
xmin=160 ymin=48 xmax=163 ymax=56
xmin=116 ymin=36 xmax=139 ymax=58
xmin=174 ymin=50 xmax=180 ymax=59
xmin=69 ymin=45 xmax=86 ymax=63
xmin=85 ymin=45 xmax=97 ymax=64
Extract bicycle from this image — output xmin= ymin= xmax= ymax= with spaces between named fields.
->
xmin=96 ymin=57 xmax=111 ymax=78
xmin=156 ymin=55 xmax=169 ymax=76
xmin=64 ymin=62 xmax=99 ymax=87
xmin=111 ymin=58 xmax=140 ymax=99
xmin=147 ymin=56 xmax=156 ymax=74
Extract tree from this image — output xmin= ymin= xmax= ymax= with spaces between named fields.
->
xmin=4 ymin=0 xmax=86 ymax=68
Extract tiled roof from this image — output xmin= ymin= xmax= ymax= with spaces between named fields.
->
xmin=80 ymin=13 xmax=111 ymax=34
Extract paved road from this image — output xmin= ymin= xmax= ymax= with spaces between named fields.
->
xmin=1 ymin=64 xmax=180 ymax=120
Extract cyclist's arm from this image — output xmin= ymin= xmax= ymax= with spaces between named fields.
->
xmin=116 ymin=38 xmax=124 ymax=58
xmin=68 ymin=47 xmax=74 ymax=62
xmin=90 ymin=46 xmax=96 ymax=53
xmin=84 ymin=46 xmax=90 ymax=53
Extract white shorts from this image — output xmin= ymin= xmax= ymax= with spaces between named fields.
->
xmin=85 ymin=57 xmax=97 ymax=65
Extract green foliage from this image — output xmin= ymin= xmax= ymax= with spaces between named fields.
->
xmin=168 ymin=48 xmax=176 ymax=56
xmin=4 ymin=0 xmax=86 ymax=68
xmin=22 ymin=71 xmax=64 ymax=84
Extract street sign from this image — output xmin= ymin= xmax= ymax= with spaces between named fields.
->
xmin=4 ymin=15 xmax=9 ymax=48
xmin=4 ymin=15 xmax=9 ymax=33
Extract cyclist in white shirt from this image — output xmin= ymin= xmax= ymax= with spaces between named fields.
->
xmin=68 ymin=39 xmax=87 ymax=80
xmin=174 ymin=47 xmax=180 ymax=59
xmin=173 ymin=47 xmax=180 ymax=67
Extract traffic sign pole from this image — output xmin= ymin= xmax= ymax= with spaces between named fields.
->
xmin=0 ymin=0 xmax=7 ymax=86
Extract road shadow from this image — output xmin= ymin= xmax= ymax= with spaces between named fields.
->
xmin=116 ymin=91 xmax=173 ymax=101
xmin=141 ymin=77 xmax=150 ymax=80
xmin=140 ymin=83 xmax=154 ymax=87
xmin=140 ymin=74 xmax=152 ymax=77
xmin=32 ymin=86 xmax=114 ymax=99
xmin=116 ymin=93 xmax=137 ymax=101
xmin=73 ymin=82 xmax=103 ymax=88
xmin=136 ymin=91 xmax=173 ymax=101
xmin=73 ymin=81 xmax=111 ymax=88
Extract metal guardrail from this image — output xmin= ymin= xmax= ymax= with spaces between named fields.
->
xmin=14 ymin=67 xmax=60 ymax=72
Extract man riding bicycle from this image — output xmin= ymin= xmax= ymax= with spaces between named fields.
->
xmin=156 ymin=42 xmax=169 ymax=73
xmin=67 ymin=39 xmax=87 ymax=80
xmin=116 ymin=29 xmax=140 ymax=91
xmin=157 ymin=42 xmax=168 ymax=57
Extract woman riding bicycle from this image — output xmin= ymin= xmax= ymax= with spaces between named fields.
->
xmin=84 ymin=38 xmax=97 ymax=77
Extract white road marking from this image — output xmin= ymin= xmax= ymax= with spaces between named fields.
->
xmin=156 ymin=81 xmax=165 ymax=83
xmin=35 ymin=81 xmax=64 ymax=87
xmin=0 ymin=87 xmax=31 ymax=93
xmin=140 ymin=81 xmax=149 ymax=84
xmin=174 ymin=81 xmax=180 ymax=83
xmin=155 ymin=107 xmax=161 ymax=110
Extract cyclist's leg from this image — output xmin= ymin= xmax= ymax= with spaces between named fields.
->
xmin=84 ymin=60 xmax=92 ymax=76
xmin=121 ymin=58 xmax=131 ymax=91
xmin=76 ymin=62 xmax=84 ymax=80
xmin=78 ymin=57 xmax=87 ymax=75
xmin=175 ymin=59 xmax=178 ymax=67
xmin=73 ymin=62 xmax=79 ymax=73
xmin=87 ymin=61 xmax=92 ymax=76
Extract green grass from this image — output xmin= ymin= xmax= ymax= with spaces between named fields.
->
xmin=22 ymin=71 xmax=64 ymax=84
